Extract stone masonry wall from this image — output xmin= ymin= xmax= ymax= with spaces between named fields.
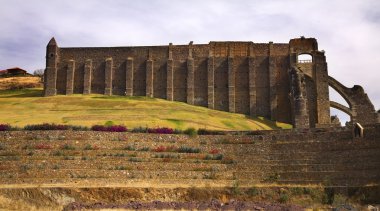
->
xmin=44 ymin=37 xmax=380 ymax=128
xmin=0 ymin=124 xmax=379 ymax=187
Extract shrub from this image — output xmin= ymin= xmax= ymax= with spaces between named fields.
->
xmin=183 ymin=127 xmax=197 ymax=137
xmin=34 ymin=143 xmax=52 ymax=150
xmin=204 ymin=154 xmax=213 ymax=160
xmin=0 ymin=124 xmax=11 ymax=131
xmin=214 ymin=154 xmax=223 ymax=160
xmin=84 ymin=144 xmax=99 ymax=150
xmin=221 ymin=157 xmax=235 ymax=164
xmin=246 ymin=187 xmax=259 ymax=196
xmin=154 ymin=154 xmax=179 ymax=159
xmin=114 ymin=153 xmax=127 ymax=157
xmin=209 ymin=149 xmax=219 ymax=154
xmin=263 ymin=173 xmax=281 ymax=183
xmin=290 ymin=187 xmax=303 ymax=196
xmin=52 ymin=150 xmax=64 ymax=156
xmin=204 ymin=154 xmax=224 ymax=160
xmin=279 ymin=193 xmax=289 ymax=203
xmin=153 ymin=145 xmax=177 ymax=152
xmin=138 ymin=147 xmax=150 ymax=151
xmin=177 ymin=146 xmax=200 ymax=153
xmin=147 ymin=127 xmax=174 ymax=134
xmin=24 ymin=123 xmax=69 ymax=130
xmin=71 ymin=125 xmax=89 ymax=131
xmin=129 ymin=157 xmax=142 ymax=162
xmin=104 ymin=120 xmax=114 ymax=126
xmin=203 ymin=171 xmax=217 ymax=179
xmin=91 ymin=125 xmax=127 ymax=132
xmin=231 ymin=181 xmax=241 ymax=195
xmin=197 ymin=129 xmax=226 ymax=135
xmin=61 ymin=144 xmax=75 ymax=150
xmin=131 ymin=126 xmax=148 ymax=133
xmin=123 ymin=145 xmax=136 ymax=151
xmin=63 ymin=156 xmax=75 ymax=160
xmin=153 ymin=146 xmax=166 ymax=152
xmin=115 ymin=166 xmax=131 ymax=170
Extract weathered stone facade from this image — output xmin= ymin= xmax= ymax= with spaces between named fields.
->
xmin=44 ymin=37 xmax=379 ymax=128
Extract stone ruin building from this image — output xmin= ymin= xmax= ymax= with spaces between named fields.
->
xmin=44 ymin=37 xmax=379 ymax=128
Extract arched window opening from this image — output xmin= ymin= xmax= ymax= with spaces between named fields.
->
xmin=297 ymin=54 xmax=312 ymax=63
xmin=330 ymin=108 xmax=351 ymax=126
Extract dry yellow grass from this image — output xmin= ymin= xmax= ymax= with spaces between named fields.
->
xmin=0 ymin=76 xmax=42 ymax=90
xmin=0 ymin=88 xmax=292 ymax=130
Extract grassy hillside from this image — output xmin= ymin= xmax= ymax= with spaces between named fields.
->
xmin=0 ymin=76 xmax=42 ymax=90
xmin=0 ymin=88 xmax=291 ymax=130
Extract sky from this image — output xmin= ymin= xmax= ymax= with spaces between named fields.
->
xmin=0 ymin=0 xmax=379 ymax=122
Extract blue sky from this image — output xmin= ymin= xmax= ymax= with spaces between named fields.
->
xmin=0 ymin=0 xmax=379 ymax=122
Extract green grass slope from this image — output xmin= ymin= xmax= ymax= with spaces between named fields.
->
xmin=0 ymin=89 xmax=291 ymax=130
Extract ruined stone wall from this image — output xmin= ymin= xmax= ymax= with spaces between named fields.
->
xmin=44 ymin=37 xmax=338 ymax=128
xmin=1 ymin=124 xmax=379 ymax=187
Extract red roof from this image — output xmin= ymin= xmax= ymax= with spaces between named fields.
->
xmin=0 ymin=67 xmax=28 ymax=75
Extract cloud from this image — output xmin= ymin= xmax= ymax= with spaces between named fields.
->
xmin=0 ymin=0 xmax=379 ymax=113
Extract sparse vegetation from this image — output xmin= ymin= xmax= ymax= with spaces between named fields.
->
xmin=278 ymin=193 xmax=289 ymax=203
xmin=147 ymin=127 xmax=174 ymax=134
xmin=263 ymin=173 xmax=281 ymax=183
xmin=129 ymin=157 xmax=142 ymax=162
xmin=84 ymin=144 xmax=99 ymax=150
xmin=61 ymin=144 xmax=75 ymax=150
xmin=246 ymin=187 xmax=259 ymax=196
xmin=177 ymin=146 xmax=200 ymax=153
xmin=0 ymin=124 xmax=11 ymax=131
xmin=123 ymin=145 xmax=136 ymax=151
xmin=204 ymin=154 xmax=223 ymax=160
xmin=138 ymin=147 xmax=150 ymax=151
xmin=115 ymin=166 xmax=131 ymax=170
xmin=231 ymin=181 xmax=241 ymax=195
xmin=91 ymin=125 xmax=127 ymax=132
xmin=34 ymin=143 xmax=52 ymax=150
xmin=24 ymin=123 xmax=69 ymax=130
xmin=183 ymin=127 xmax=197 ymax=137
xmin=52 ymin=150 xmax=64 ymax=156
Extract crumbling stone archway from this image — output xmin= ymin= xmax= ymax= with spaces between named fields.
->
xmin=328 ymin=76 xmax=377 ymax=125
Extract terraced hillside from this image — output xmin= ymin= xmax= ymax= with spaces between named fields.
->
xmin=0 ymin=126 xmax=379 ymax=209
xmin=0 ymin=89 xmax=290 ymax=130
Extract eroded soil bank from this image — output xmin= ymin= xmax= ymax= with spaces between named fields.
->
xmin=0 ymin=186 xmax=379 ymax=210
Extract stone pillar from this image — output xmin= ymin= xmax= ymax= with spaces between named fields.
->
xmin=146 ymin=49 xmax=154 ymax=97
xmin=314 ymin=52 xmax=331 ymax=127
xmin=268 ymin=42 xmax=277 ymax=121
xmin=289 ymin=65 xmax=310 ymax=128
xmin=125 ymin=57 xmax=134 ymax=96
xmin=104 ymin=58 xmax=113 ymax=95
xmin=65 ymin=60 xmax=75 ymax=95
xmin=44 ymin=37 xmax=59 ymax=96
xmin=187 ymin=43 xmax=195 ymax=105
xmin=83 ymin=59 xmax=92 ymax=94
xmin=248 ymin=44 xmax=257 ymax=116
xmin=167 ymin=44 xmax=174 ymax=101
xmin=228 ymin=47 xmax=235 ymax=112
xmin=207 ymin=56 xmax=215 ymax=109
